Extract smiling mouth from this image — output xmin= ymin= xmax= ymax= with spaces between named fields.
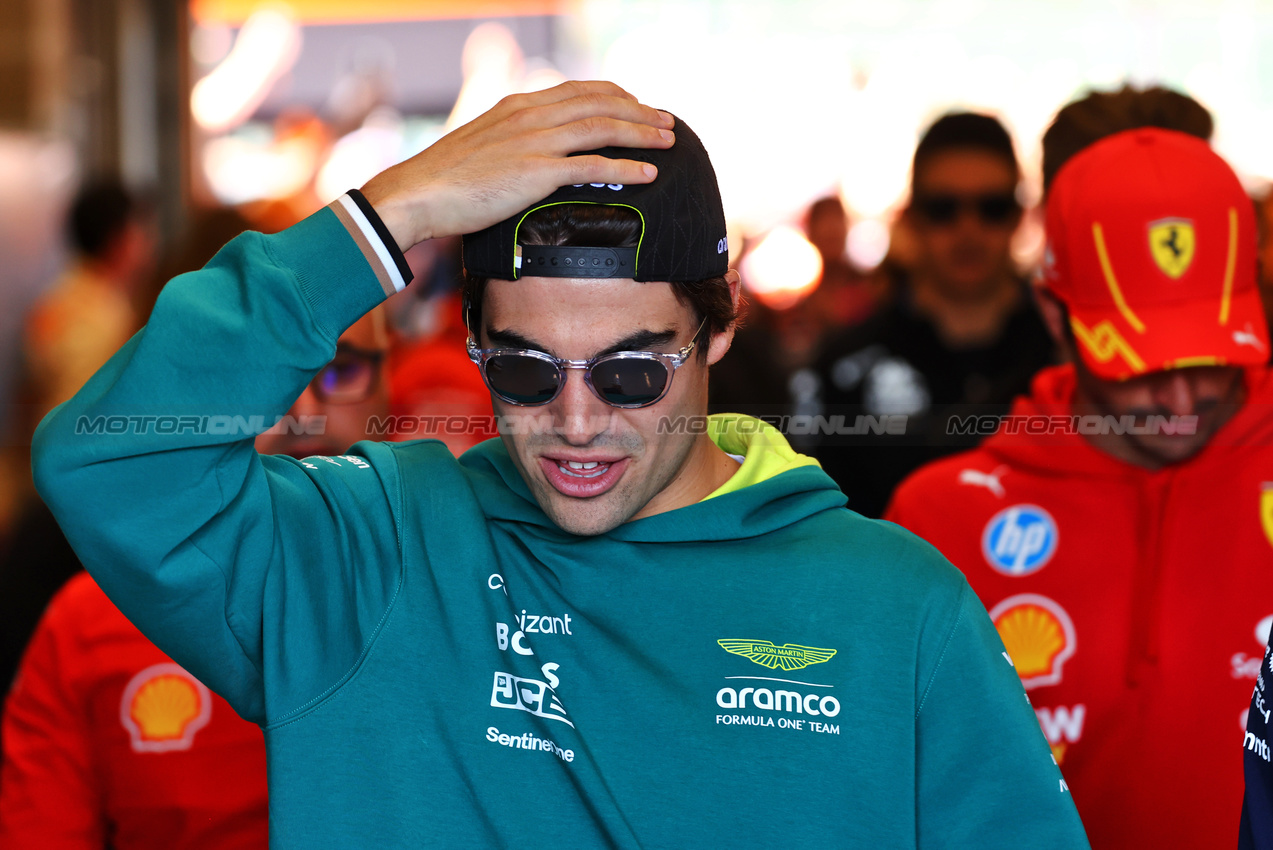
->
xmin=538 ymin=456 xmax=629 ymax=498
xmin=557 ymin=460 xmax=612 ymax=478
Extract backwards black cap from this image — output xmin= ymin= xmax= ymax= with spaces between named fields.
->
xmin=462 ymin=114 xmax=728 ymax=282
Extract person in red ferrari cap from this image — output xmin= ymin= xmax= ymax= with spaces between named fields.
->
xmin=886 ymin=124 xmax=1273 ymax=848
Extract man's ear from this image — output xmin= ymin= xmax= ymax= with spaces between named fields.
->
xmin=706 ymin=268 xmax=742 ymax=367
xmin=1031 ymin=279 xmax=1074 ymax=360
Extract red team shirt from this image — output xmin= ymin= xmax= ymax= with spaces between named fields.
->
xmin=887 ymin=364 xmax=1273 ymax=848
xmin=0 ymin=572 xmax=268 ymax=849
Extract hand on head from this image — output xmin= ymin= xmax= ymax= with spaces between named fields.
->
xmin=360 ymin=81 xmax=676 ymax=252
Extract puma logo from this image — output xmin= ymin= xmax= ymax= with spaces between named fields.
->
xmin=1234 ymin=323 xmax=1266 ymax=353
xmin=958 ymin=465 xmax=1008 ymax=498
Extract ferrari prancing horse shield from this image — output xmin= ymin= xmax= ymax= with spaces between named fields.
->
xmin=1148 ymin=218 xmax=1195 ymax=279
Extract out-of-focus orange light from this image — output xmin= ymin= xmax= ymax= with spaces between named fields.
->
xmin=741 ymin=226 xmax=823 ymax=311
xmin=445 ymin=22 xmax=524 ymax=132
xmin=847 ymin=218 xmax=890 ymax=271
xmin=190 ymin=0 xmax=564 ymax=26
xmin=191 ymin=6 xmax=301 ymax=133
xmin=316 ymin=112 xmax=404 ymax=204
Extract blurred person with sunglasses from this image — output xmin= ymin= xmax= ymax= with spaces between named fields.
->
xmin=888 ymin=86 xmax=1273 ymax=848
xmin=28 ymin=83 xmax=1087 ymax=847
xmin=796 ymin=112 xmax=1056 ymax=518
xmin=254 ymin=310 xmax=389 ymax=459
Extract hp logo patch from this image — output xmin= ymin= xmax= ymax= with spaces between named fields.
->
xmin=981 ymin=504 xmax=1058 ymax=576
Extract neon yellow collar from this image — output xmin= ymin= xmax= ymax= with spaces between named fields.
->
xmin=703 ymin=414 xmax=822 ymax=500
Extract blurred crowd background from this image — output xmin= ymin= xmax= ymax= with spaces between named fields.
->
xmin=4 ymin=0 xmax=1273 ymax=842
xmin=3 ymin=0 xmax=1273 ymax=567
xmin=4 ymin=0 xmax=1273 ymax=551
xmin=4 ymin=0 xmax=1273 ymax=520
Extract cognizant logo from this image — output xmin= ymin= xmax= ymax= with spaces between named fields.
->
xmin=715 ymin=686 xmax=840 ymax=717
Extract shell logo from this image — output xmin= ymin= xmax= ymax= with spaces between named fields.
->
xmin=989 ymin=594 xmax=1076 ymax=690
xmin=119 ymin=663 xmax=212 ymax=753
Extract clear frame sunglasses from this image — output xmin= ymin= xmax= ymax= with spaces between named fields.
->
xmin=467 ymin=317 xmax=708 ymax=409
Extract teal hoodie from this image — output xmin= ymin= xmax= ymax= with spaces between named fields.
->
xmin=32 ymin=204 xmax=1088 ymax=848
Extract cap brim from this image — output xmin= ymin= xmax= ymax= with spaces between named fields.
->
xmin=1068 ymin=284 xmax=1270 ymax=380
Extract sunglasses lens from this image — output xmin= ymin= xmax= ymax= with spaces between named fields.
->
xmin=977 ymin=194 xmax=1017 ymax=223
xmin=918 ymin=192 xmax=1018 ymax=226
xmin=917 ymin=196 xmax=958 ymax=224
xmin=590 ymin=358 xmax=669 ymax=407
xmin=485 ymin=354 xmax=561 ymax=404
xmin=315 ymin=353 xmax=377 ymax=403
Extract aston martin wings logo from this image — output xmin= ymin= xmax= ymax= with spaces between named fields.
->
xmin=717 ymin=640 xmax=837 ymax=671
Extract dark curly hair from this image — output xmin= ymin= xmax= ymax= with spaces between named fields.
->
xmin=1041 ymin=84 xmax=1213 ymax=195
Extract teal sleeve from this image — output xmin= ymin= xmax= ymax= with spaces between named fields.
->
xmin=30 ymin=208 xmax=404 ymax=725
xmin=915 ymin=583 xmax=1090 ymax=849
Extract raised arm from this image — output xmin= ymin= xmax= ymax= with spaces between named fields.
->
xmin=31 ymin=82 xmax=676 ymax=723
xmin=363 ymin=80 xmax=675 ymax=251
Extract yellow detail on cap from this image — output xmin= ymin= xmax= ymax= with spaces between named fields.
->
xmin=1221 ymin=207 xmax=1238 ymax=326
xmin=1165 ymin=356 xmax=1223 ymax=369
xmin=513 ymin=201 xmax=646 ymax=280
xmin=1147 ymin=218 xmax=1196 ymax=280
xmin=1070 ymin=316 xmax=1147 ymax=373
xmin=1092 ymin=222 xmax=1146 ymax=333
xmin=1051 ymin=743 xmax=1068 ymax=765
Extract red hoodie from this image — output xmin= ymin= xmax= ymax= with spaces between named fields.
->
xmin=887 ymin=363 xmax=1273 ymax=849
xmin=0 ymin=572 xmax=268 ymax=849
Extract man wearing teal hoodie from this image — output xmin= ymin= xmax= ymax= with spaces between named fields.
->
xmin=31 ymin=82 xmax=1087 ymax=848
